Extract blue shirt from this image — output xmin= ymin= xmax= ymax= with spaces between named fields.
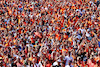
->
xmin=98 ymin=41 xmax=100 ymax=47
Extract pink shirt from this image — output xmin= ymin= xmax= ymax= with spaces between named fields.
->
xmin=17 ymin=63 xmax=22 ymax=67
xmin=87 ymin=59 xmax=95 ymax=67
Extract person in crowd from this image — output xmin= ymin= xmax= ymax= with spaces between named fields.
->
xmin=0 ymin=0 xmax=100 ymax=67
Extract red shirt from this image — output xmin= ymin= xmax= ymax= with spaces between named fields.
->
xmin=46 ymin=64 xmax=52 ymax=67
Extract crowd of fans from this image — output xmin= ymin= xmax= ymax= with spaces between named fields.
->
xmin=0 ymin=0 xmax=100 ymax=67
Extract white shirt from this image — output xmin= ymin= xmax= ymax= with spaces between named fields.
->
xmin=65 ymin=56 xmax=73 ymax=65
xmin=53 ymin=61 xmax=58 ymax=66
xmin=65 ymin=65 xmax=70 ymax=67
xmin=86 ymin=32 xmax=90 ymax=37
xmin=39 ymin=61 xmax=43 ymax=67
